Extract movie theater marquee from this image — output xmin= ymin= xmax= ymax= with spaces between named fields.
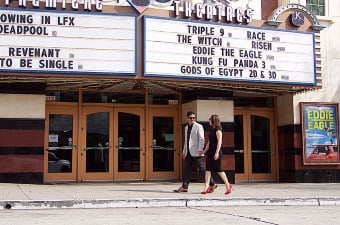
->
xmin=144 ymin=16 xmax=316 ymax=85
xmin=0 ymin=8 xmax=136 ymax=75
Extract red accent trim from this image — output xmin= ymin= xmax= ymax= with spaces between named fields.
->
xmin=0 ymin=155 xmax=43 ymax=172
xmin=0 ymin=130 xmax=44 ymax=147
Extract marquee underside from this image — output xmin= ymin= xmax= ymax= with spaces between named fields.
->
xmin=0 ymin=75 xmax=321 ymax=96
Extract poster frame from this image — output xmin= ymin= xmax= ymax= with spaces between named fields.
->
xmin=300 ymin=102 xmax=340 ymax=165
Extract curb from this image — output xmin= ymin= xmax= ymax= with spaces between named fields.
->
xmin=1 ymin=197 xmax=339 ymax=210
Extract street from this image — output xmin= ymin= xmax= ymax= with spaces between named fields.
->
xmin=1 ymin=205 xmax=338 ymax=225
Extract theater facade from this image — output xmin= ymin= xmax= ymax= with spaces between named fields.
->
xmin=0 ymin=0 xmax=339 ymax=184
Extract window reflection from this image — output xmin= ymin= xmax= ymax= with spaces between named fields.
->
xmin=251 ymin=115 xmax=271 ymax=173
xmin=152 ymin=117 xmax=174 ymax=171
xmin=118 ymin=112 xmax=140 ymax=172
xmin=234 ymin=115 xmax=244 ymax=173
xmin=48 ymin=114 xmax=73 ymax=173
xmin=86 ymin=112 xmax=109 ymax=172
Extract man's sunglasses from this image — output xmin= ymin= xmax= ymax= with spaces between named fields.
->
xmin=188 ymin=117 xmax=196 ymax=119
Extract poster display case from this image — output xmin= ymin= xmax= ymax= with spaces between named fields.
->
xmin=300 ymin=102 xmax=339 ymax=165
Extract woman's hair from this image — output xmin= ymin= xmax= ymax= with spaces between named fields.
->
xmin=210 ymin=114 xmax=222 ymax=130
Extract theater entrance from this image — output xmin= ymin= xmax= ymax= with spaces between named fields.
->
xmin=44 ymin=104 xmax=78 ymax=182
xmin=44 ymin=103 xmax=180 ymax=182
xmin=78 ymin=106 xmax=146 ymax=181
xmin=234 ymin=108 xmax=277 ymax=181
xmin=147 ymin=107 xmax=180 ymax=180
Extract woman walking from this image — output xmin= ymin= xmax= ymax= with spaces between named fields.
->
xmin=201 ymin=114 xmax=232 ymax=195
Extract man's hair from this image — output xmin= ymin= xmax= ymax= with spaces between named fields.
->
xmin=187 ymin=111 xmax=195 ymax=117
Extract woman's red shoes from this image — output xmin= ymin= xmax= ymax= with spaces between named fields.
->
xmin=201 ymin=186 xmax=212 ymax=194
xmin=225 ymin=184 xmax=232 ymax=195
xmin=201 ymin=184 xmax=232 ymax=195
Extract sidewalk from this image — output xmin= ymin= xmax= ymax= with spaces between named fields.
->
xmin=1 ymin=182 xmax=340 ymax=210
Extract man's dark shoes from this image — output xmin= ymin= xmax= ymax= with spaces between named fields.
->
xmin=173 ymin=187 xmax=188 ymax=193
xmin=208 ymin=184 xmax=218 ymax=193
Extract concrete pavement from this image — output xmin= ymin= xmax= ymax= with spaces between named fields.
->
xmin=1 ymin=182 xmax=340 ymax=210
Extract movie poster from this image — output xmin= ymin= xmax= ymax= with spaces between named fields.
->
xmin=301 ymin=103 xmax=339 ymax=165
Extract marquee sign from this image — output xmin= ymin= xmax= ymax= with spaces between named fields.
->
xmin=144 ymin=16 xmax=316 ymax=85
xmin=0 ymin=8 xmax=137 ymax=75
xmin=173 ymin=0 xmax=254 ymax=24
xmin=2 ymin=0 xmax=103 ymax=11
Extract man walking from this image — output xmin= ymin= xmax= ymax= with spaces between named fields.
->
xmin=174 ymin=111 xmax=217 ymax=193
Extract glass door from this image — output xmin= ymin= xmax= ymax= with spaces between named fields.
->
xmin=234 ymin=108 xmax=276 ymax=181
xmin=80 ymin=107 xmax=113 ymax=181
xmin=44 ymin=104 xmax=78 ymax=182
xmin=113 ymin=108 xmax=145 ymax=180
xmin=234 ymin=111 xmax=247 ymax=180
xmin=147 ymin=108 xmax=179 ymax=180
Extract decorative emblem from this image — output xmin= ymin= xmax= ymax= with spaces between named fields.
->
xmin=127 ymin=0 xmax=151 ymax=14
xmin=268 ymin=4 xmax=324 ymax=30
xmin=291 ymin=11 xmax=305 ymax=27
